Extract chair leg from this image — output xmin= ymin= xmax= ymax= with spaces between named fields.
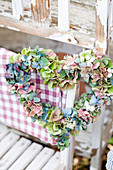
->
xmin=90 ymin=106 xmax=105 ymax=170
xmin=60 ymin=135 xmax=75 ymax=170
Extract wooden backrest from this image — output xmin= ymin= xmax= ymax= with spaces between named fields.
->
xmin=0 ymin=0 xmax=112 ymax=53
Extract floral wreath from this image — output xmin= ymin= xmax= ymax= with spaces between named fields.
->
xmin=5 ymin=46 xmax=113 ymax=150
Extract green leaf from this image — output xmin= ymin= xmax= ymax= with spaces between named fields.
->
xmin=60 ymin=129 xmax=67 ymax=136
xmin=21 ymin=48 xmax=26 ymax=55
xmin=108 ymin=137 xmax=113 ymax=144
xmin=9 ymin=56 xmax=14 ymax=63
xmin=28 ymin=93 xmax=35 ymax=100
xmin=33 ymin=97 xmax=40 ymax=103
xmin=67 ymin=84 xmax=75 ymax=90
xmin=59 ymin=70 xmax=66 ymax=78
xmin=107 ymin=86 xmax=113 ymax=93
xmin=102 ymin=58 xmax=109 ymax=65
xmin=19 ymin=97 xmax=26 ymax=104
xmin=93 ymin=59 xmax=101 ymax=65
xmin=41 ymin=69 xmax=50 ymax=78
xmin=49 ymin=62 xmax=56 ymax=70
xmin=65 ymin=140 xmax=69 ymax=147
xmin=89 ymin=79 xmax=98 ymax=87
xmin=45 ymin=102 xmax=51 ymax=107
xmin=29 ymin=51 xmax=37 ymax=57
xmin=48 ymin=81 xmax=54 ymax=89
xmin=107 ymin=60 xmax=113 ymax=68
xmin=44 ymin=79 xmax=49 ymax=85
xmin=35 ymin=46 xmax=39 ymax=52
xmin=65 ymin=69 xmax=70 ymax=77
xmin=40 ymin=57 xmax=49 ymax=67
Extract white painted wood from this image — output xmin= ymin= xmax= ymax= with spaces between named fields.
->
xmin=26 ymin=147 xmax=55 ymax=170
xmin=9 ymin=143 xmax=43 ymax=170
xmin=42 ymin=152 xmax=65 ymax=170
xmin=0 ymin=132 xmax=19 ymax=158
xmin=111 ymin=1 xmax=113 ymax=28
xmin=0 ymin=138 xmax=31 ymax=170
xmin=61 ymin=84 xmax=77 ymax=170
xmin=65 ymin=84 xmax=77 ymax=108
xmin=110 ymin=1 xmax=113 ymax=41
xmin=0 ymin=124 xmax=9 ymax=141
xmin=58 ymin=0 xmax=70 ymax=31
xmin=90 ymin=106 xmax=105 ymax=170
xmin=71 ymin=0 xmax=95 ymax=6
xmin=12 ymin=0 xmax=24 ymax=20
xmin=96 ymin=0 xmax=112 ymax=54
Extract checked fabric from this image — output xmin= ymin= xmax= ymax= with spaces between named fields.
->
xmin=106 ymin=151 xmax=113 ymax=170
xmin=0 ymin=48 xmax=67 ymax=144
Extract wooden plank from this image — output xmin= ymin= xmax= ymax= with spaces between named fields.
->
xmin=70 ymin=2 xmax=95 ymax=33
xmin=42 ymin=152 xmax=65 ymax=170
xmin=58 ymin=0 xmax=70 ymax=31
xmin=71 ymin=0 xmax=96 ymax=7
xmin=90 ymin=106 xmax=105 ymax=170
xmin=110 ymin=1 xmax=113 ymax=41
xmin=0 ymin=138 xmax=31 ymax=170
xmin=0 ymin=124 xmax=9 ymax=141
xmin=31 ymin=0 xmax=50 ymax=25
xmin=26 ymin=147 xmax=55 ymax=170
xmin=9 ymin=143 xmax=43 ymax=170
xmin=102 ymin=118 xmax=112 ymax=151
xmin=95 ymin=0 xmax=112 ymax=54
xmin=0 ymin=132 xmax=19 ymax=159
xmin=12 ymin=0 xmax=24 ymax=20
xmin=0 ymin=15 xmax=94 ymax=47
xmin=61 ymin=84 xmax=79 ymax=170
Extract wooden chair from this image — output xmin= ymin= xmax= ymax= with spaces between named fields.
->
xmin=0 ymin=0 xmax=113 ymax=170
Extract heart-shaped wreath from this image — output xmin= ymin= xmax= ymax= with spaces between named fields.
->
xmin=5 ymin=46 xmax=113 ymax=150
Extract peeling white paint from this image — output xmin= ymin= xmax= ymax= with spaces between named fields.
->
xmin=58 ymin=0 xmax=70 ymax=31
xmin=47 ymin=33 xmax=77 ymax=44
xmin=110 ymin=27 xmax=113 ymax=41
xmin=90 ymin=38 xmax=95 ymax=41
xmin=0 ymin=25 xmax=4 ymax=27
xmin=12 ymin=0 xmax=24 ymax=20
xmin=96 ymin=40 xmax=107 ymax=53
xmin=96 ymin=0 xmax=112 ymax=53
xmin=31 ymin=0 xmax=35 ymax=6
xmin=96 ymin=0 xmax=107 ymax=26
xmin=7 ymin=26 xmax=20 ymax=31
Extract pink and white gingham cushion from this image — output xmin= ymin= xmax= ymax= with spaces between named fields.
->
xmin=0 ymin=48 xmax=67 ymax=144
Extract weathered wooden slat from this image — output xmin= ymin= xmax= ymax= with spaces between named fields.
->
xmin=95 ymin=0 xmax=112 ymax=54
xmin=102 ymin=118 xmax=112 ymax=151
xmin=70 ymin=2 xmax=95 ymax=33
xmin=0 ymin=15 xmax=94 ymax=47
xmin=110 ymin=1 xmax=113 ymax=41
xmin=31 ymin=0 xmax=50 ymax=25
xmin=61 ymin=85 xmax=78 ymax=170
xmin=58 ymin=0 xmax=70 ymax=31
xmin=71 ymin=0 xmax=96 ymax=6
xmin=90 ymin=107 xmax=105 ymax=170
xmin=9 ymin=143 xmax=43 ymax=170
xmin=0 ymin=138 xmax=31 ymax=170
xmin=42 ymin=152 xmax=65 ymax=170
xmin=26 ymin=147 xmax=55 ymax=170
xmin=0 ymin=132 xmax=19 ymax=159
xmin=12 ymin=0 xmax=24 ymax=20
xmin=0 ymin=124 xmax=9 ymax=141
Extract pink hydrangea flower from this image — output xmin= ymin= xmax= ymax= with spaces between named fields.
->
xmin=78 ymin=109 xmax=92 ymax=123
xmin=49 ymin=108 xmax=63 ymax=122
xmin=28 ymin=84 xmax=36 ymax=93
xmin=31 ymin=104 xmax=43 ymax=116
xmin=45 ymin=50 xmax=56 ymax=58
